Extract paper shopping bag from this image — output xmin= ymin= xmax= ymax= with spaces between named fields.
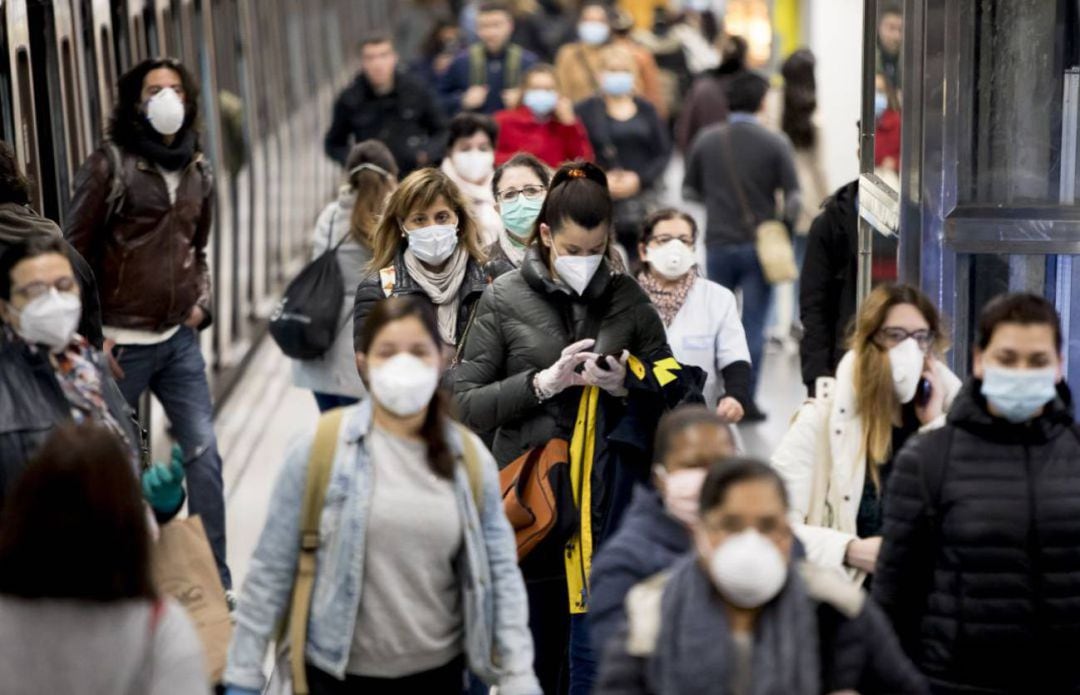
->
xmin=152 ymin=515 xmax=233 ymax=683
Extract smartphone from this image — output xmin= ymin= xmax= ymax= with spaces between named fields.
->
xmin=595 ymin=351 xmax=622 ymax=371
xmin=915 ymin=377 xmax=933 ymax=407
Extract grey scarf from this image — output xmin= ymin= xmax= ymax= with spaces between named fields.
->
xmin=402 ymin=246 xmax=469 ymax=345
xmin=650 ymin=555 xmax=820 ymax=695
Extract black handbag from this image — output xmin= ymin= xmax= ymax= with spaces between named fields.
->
xmin=269 ymin=210 xmax=349 ymax=359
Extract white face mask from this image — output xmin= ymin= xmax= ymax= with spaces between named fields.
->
xmin=701 ymin=529 xmax=787 ymax=609
xmin=451 ymin=150 xmax=495 ymax=183
xmin=653 ymin=465 xmax=708 ymax=527
xmin=888 ymin=338 xmax=925 ymax=404
xmin=145 ymin=88 xmax=186 ymax=136
xmin=646 ymin=240 xmax=697 ymax=280
xmin=552 ymin=246 xmax=604 ymax=295
xmin=406 ymin=223 xmax=459 ymax=266
xmin=369 ymin=352 xmax=440 ymax=417
xmin=14 ymin=289 xmax=82 ymax=353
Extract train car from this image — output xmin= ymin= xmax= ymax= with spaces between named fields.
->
xmin=1 ymin=0 xmax=393 ymax=401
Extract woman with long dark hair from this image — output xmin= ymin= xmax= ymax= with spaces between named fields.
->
xmin=225 ymin=296 xmax=540 ymax=695
xmin=292 ymin=141 xmax=399 ymax=412
xmin=0 ymin=423 xmax=207 ymax=694
xmin=454 ymin=161 xmax=698 ymax=694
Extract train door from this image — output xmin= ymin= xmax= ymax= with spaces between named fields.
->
xmin=78 ymin=0 xmax=118 ymax=144
xmin=5 ymin=0 xmax=46 ymax=213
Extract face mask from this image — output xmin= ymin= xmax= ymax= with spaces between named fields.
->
xmin=578 ymin=21 xmax=610 ymax=45
xmin=523 ymin=89 xmax=559 ymax=118
xmin=552 ymin=246 xmax=604 ymax=295
xmin=701 ymin=529 xmax=787 ymax=609
xmin=369 ymin=352 xmax=440 ymax=417
xmin=888 ymin=338 xmax=925 ymax=404
xmin=500 ymin=195 xmax=544 ymax=237
xmin=654 ymin=465 xmax=708 ymax=527
xmin=13 ymin=289 xmax=82 ymax=353
xmin=600 ymin=71 xmax=635 ymax=96
xmin=451 ymin=150 xmax=495 ymax=183
xmin=406 ymin=224 xmax=459 ymax=266
xmin=145 ymin=87 xmax=186 ymax=136
xmin=646 ymin=240 xmax=697 ymax=280
xmin=874 ymin=91 xmax=888 ymax=120
xmin=981 ymin=366 xmax=1058 ymax=423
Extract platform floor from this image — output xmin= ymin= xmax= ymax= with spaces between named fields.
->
xmin=216 ymin=336 xmax=806 ymax=590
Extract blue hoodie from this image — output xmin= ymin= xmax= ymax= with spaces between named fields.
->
xmin=588 ymin=484 xmax=691 ymax=655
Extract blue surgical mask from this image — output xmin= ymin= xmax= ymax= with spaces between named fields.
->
xmin=523 ymin=89 xmax=559 ymax=118
xmin=500 ymin=195 xmax=544 ymax=237
xmin=874 ymin=91 xmax=888 ymax=120
xmin=600 ymin=71 xmax=635 ymax=97
xmin=980 ymin=366 xmax=1059 ymax=423
xmin=578 ymin=21 xmax=610 ymax=46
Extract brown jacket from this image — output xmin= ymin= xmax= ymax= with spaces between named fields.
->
xmin=64 ymin=144 xmax=213 ymax=332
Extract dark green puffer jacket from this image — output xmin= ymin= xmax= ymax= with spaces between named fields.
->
xmin=452 ymin=246 xmax=671 ymax=467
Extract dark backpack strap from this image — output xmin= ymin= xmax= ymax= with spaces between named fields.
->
xmin=917 ymin=425 xmax=954 ymax=532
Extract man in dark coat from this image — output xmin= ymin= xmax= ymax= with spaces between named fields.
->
xmin=798 ymin=179 xmax=857 ymax=395
xmin=874 ymin=293 xmax=1080 ymax=694
xmin=325 ymin=34 xmax=448 ymax=175
xmin=588 ymin=406 xmax=734 ymax=655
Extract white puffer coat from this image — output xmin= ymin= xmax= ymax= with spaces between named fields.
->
xmin=770 ymin=350 xmax=962 ymax=581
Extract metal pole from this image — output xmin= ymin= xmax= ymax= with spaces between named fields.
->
xmin=1056 ymin=67 xmax=1079 ymax=378
xmin=857 ymin=0 xmax=879 ymax=308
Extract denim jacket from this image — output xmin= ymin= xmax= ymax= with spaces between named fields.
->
xmin=224 ymin=400 xmax=540 ymax=693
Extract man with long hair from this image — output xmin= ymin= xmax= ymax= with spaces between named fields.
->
xmin=63 ymin=57 xmax=231 ymax=594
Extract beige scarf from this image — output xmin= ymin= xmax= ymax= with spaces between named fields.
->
xmin=403 ymin=246 xmax=470 ymax=344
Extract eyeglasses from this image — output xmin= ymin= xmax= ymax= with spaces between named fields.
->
xmin=12 ymin=277 xmax=77 ymax=301
xmin=496 ymin=185 xmax=546 ymax=203
xmin=876 ymin=327 xmax=935 ymax=350
xmin=648 ymin=235 xmax=694 ymax=246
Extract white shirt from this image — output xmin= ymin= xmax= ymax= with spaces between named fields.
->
xmin=664 ymin=276 xmax=751 ymax=407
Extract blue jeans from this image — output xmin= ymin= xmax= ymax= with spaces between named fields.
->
xmin=568 ymin=613 xmax=597 ymax=695
xmin=313 ymin=392 xmax=359 ymax=413
xmin=115 ymin=327 xmax=231 ymax=590
xmin=707 ymin=242 xmax=772 ymax=397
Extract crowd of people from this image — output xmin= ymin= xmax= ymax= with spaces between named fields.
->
xmin=0 ymin=1 xmax=1079 ymax=695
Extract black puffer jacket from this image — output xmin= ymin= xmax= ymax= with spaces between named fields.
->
xmin=452 ymin=247 xmax=670 ymax=467
xmin=873 ymin=380 xmax=1080 ymax=694
xmin=799 ymin=180 xmax=857 ymax=393
xmin=352 ymin=249 xmax=488 ymax=350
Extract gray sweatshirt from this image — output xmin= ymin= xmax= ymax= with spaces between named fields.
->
xmin=0 ymin=596 xmax=209 ymax=695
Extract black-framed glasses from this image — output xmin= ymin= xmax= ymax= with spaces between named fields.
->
xmin=496 ymin=185 xmax=546 ymax=204
xmin=876 ymin=327 xmax=935 ymax=350
xmin=12 ymin=277 xmax=77 ymax=301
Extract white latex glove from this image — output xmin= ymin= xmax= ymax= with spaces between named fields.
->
xmin=534 ymin=339 xmax=599 ymax=401
xmin=582 ymin=349 xmax=629 ymax=397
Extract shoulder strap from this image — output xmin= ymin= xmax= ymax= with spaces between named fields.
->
xmin=506 ymin=44 xmax=523 ymax=87
xmin=454 ymin=422 xmax=485 ymax=514
xmin=576 ymin=46 xmax=600 ymax=91
xmin=469 ymin=44 xmax=486 ymax=87
xmin=324 ymin=208 xmax=349 ymax=255
xmin=288 ymin=408 xmax=346 ymax=695
xmin=103 ymin=142 xmax=126 ymax=224
xmin=717 ymin=127 xmax=756 ymax=232
xmin=918 ymin=425 xmax=953 ymax=525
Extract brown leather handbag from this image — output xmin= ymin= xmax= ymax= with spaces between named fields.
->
xmin=499 ymin=438 xmax=573 ymax=560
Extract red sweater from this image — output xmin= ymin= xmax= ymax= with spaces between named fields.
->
xmin=494 ymin=106 xmax=595 ymax=168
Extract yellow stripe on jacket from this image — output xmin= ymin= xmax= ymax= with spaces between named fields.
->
xmin=565 ymin=385 xmax=600 ymax=615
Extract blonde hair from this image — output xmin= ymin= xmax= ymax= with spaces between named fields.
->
xmin=849 ymin=284 xmax=948 ymax=484
xmin=344 ymin=140 xmax=398 ymax=246
xmin=367 ymin=167 xmax=487 ymax=272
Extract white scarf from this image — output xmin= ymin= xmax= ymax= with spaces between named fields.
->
xmin=497 ymin=229 xmax=528 ymax=268
xmin=403 ymin=245 xmax=470 ymax=345
xmin=441 ymin=158 xmax=501 ymax=247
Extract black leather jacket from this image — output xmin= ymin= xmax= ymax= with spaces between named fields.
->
xmin=0 ymin=330 xmax=141 ymax=510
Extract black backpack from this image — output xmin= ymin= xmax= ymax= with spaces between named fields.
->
xmin=269 ymin=209 xmax=349 ymax=359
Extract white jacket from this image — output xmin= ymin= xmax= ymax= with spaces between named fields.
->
xmin=665 ymin=276 xmax=751 ymax=407
xmin=770 ymin=350 xmax=963 ymax=580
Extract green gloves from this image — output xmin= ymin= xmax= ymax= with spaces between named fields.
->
xmin=142 ymin=444 xmax=186 ymax=513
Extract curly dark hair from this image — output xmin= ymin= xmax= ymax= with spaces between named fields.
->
xmin=781 ymin=48 xmax=817 ymax=150
xmin=0 ymin=141 xmax=31 ymax=206
xmin=107 ymin=57 xmax=201 ymax=149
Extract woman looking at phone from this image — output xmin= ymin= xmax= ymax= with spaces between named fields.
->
xmin=770 ymin=284 xmax=962 ymax=584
